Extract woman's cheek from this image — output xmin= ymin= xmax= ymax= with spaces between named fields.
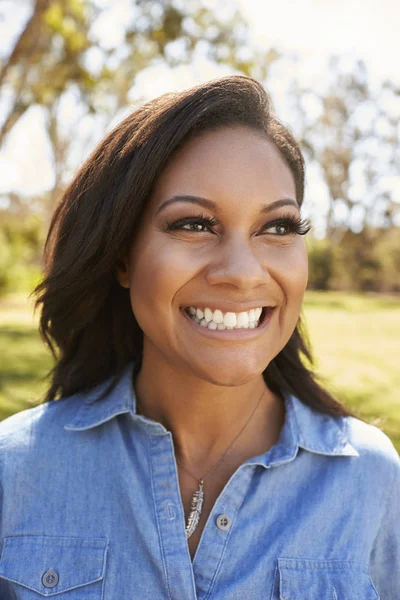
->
xmin=128 ymin=241 xmax=200 ymax=318
xmin=262 ymin=240 xmax=308 ymax=292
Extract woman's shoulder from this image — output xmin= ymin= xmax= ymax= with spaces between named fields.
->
xmin=0 ymin=393 xmax=83 ymax=452
xmin=342 ymin=412 xmax=399 ymax=479
xmin=0 ymin=373 xmax=124 ymax=456
xmin=290 ymin=392 xmax=399 ymax=472
xmin=291 ymin=392 xmax=399 ymax=490
xmin=345 ymin=413 xmax=398 ymax=458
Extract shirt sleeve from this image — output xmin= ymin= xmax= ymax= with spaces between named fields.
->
xmin=369 ymin=455 xmax=400 ymax=599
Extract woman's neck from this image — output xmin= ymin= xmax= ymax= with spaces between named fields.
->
xmin=133 ymin=351 xmax=285 ymax=471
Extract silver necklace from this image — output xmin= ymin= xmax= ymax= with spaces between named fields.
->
xmin=173 ymin=388 xmax=266 ymax=539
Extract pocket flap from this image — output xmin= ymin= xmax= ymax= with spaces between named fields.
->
xmin=278 ymin=558 xmax=379 ymax=600
xmin=0 ymin=535 xmax=107 ymax=596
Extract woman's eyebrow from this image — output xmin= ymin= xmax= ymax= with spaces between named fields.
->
xmin=155 ymin=195 xmax=299 ymax=215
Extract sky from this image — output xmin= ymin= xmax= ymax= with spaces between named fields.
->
xmin=0 ymin=0 xmax=399 ymax=233
xmin=239 ymin=0 xmax=400 ymax=87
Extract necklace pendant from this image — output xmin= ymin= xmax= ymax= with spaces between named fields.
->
xmin=185 ymin=481 xmax=204 ymax=539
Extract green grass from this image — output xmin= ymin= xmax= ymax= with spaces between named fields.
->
xmin=302 ymin=291 xmax=400 ymax=451
xmin=0 ymin=294 xmax=52 ymax=417
xmin=1 ymin=291 xmax=399 ymax=452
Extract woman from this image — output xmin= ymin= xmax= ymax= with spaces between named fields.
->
xmin=0 ymin=76 xmax=398 ymax=599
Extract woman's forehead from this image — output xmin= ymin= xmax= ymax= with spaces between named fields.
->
xmin=147 ymin=126 xmax=296 ymax=213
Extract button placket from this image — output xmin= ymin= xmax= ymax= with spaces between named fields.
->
xmin=192 ymin=464 xmax=256 ymax=599
xmin=149 ymin=433 xmax=197 ymax=600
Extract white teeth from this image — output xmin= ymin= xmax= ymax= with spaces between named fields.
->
xmin=223 ymin=312 xmax=237 ymax=327
xmin=186 ymin=305 xmax=266 ymax=331
xmin=236 ymin=311 xmax=249 ymax=327
xmin=204 ymin=307 xmax=213 ymax=322
xmin=212 ymin=309 xmax=223 ymax=324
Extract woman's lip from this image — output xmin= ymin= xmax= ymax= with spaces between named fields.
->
xmin=180 ymin=306 xmax=275 ymax=339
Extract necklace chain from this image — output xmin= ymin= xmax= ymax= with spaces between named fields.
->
xmin=175 ymin=387 xmax=266 ymax=484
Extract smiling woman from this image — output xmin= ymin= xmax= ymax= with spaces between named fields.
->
xmin=0 ymin=76 xmax=398 ymax=599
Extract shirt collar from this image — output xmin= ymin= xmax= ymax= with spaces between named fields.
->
xmin=64 ymin=362 xmax=359 ymax=462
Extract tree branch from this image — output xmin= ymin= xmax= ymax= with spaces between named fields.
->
xmin=0 ymin=0 xmax=51 ymax=88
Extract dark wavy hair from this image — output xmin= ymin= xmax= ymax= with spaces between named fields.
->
xmin=34 ymin=75 xmax=356 ymax=418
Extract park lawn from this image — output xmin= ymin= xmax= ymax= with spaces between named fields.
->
xmin=0 ymin=294 xmax=52 ymax=416
xmin=0 ymin=291 xmax=399 ymax=453
xmin=302 ymin=291 xmax=400 ymax=452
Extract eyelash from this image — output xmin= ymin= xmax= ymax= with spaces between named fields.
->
xmin=163 ymin=212 xmax=312 ymax=237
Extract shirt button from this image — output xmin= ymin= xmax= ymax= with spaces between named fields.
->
xmin=42 ymin=569 xmax=59 ymax=588
xmin=216 ymin=514 xmax=231 ymax=531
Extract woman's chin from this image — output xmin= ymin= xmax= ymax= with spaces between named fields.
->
xmin=191 ymin=361 xmax=268 ymax=388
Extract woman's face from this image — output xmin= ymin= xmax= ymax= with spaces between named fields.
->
xmin=117 ymin=125 xmax=308 ymax=386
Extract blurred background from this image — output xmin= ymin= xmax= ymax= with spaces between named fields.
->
xmin=0 ymin=0 xmax=399 ymax=450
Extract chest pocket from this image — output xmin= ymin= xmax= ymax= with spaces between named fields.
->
xmin=0 ymin=535 xmax=108 ymax=598
xmin=274 ymin=558 xmax=380 ymax=600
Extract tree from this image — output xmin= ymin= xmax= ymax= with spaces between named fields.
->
xmin=292 ymin=56 xmax=400 ymax=240
xmin=0 ymin=0 xmax=279 ymax=214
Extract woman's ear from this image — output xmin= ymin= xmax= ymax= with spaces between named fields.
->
xmin=115 ymin=255 xmax=130 ymax=289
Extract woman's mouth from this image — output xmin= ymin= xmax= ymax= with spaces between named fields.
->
xmin=183 ymin=305 xmax=273 ymax=331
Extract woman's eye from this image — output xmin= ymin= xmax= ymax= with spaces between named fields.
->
xmin=261 ymin=216 xmax=311 ymax=237
xmin=268 ymin=223 xmax=290 ymax=235
xmin=182 ymin=221 xmax=211 ymax=232
xmin=164 ymin=215 xmax=219 ymax=233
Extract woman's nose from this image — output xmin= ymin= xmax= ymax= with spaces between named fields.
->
xmin=205 ymin=235 xmax=270 ymax=290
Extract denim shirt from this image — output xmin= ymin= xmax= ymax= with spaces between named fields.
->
xmin=0 ymin=363 xmax=398 ymax=600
